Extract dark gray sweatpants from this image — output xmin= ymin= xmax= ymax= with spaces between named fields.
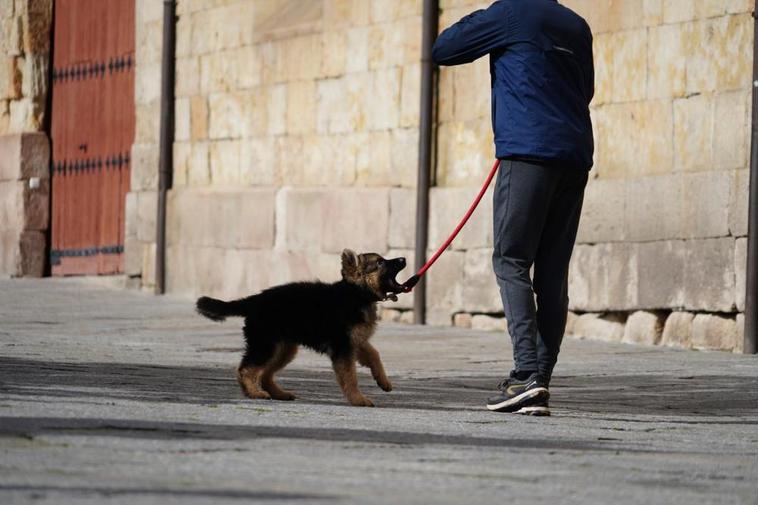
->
xmin=492 ymin=159 xmax=588 ymax=381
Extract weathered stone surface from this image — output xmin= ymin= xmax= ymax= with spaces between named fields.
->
xmin=17 ymin=230 xmax=44 ymax=277
xmin=646 ymin=23 xmax=686 ymax=100
xmin=692 ymin=313 xmax=738 ymax=351
xmin=572 ymin=313 xmax=626 ymax=343
xmin=174 ymin=97 xmax=190 ymax=142
xmin=674 ymin=94 xmax=713 ymax=172
xmin=729 ymin=169 xmax=749 ymax=237
xmin=576 ymin=177 xmax=626 ymax=244
xmin=167 ymin=188 xmax=276 ymax=250
xmin=624 ymin=175 xmax=682 ymax=242
xmin=471 ymin=314 xmax=507 ymax=333
xmin=136 ymin=191 xmax=157 ymax=243
xmin=0 ymin=132 xmax=49 ymax=181
xmin=435 ymin=119 xmax=493 ymax=187
xmin=208 ymin=139 xmax=241 ymax=185
xmin=462 ymin=248 xmax=500 ymax=314
xmin=388 ymin=188 xmax=415 ymax=249
xmin=123 ymin=234 xmax=142 ymax=278
xmin=623 ymin=310 xmax=665 ymax=346
xmin=453 ymin=312 xmax=472 ymax=329
xmin=286 ymin=80 xmax=316 ymax=135
xmin=735 ymin=313 xmax=745 ymax=354
xmin=380 ymin=308 xmax=402 ymax=323
xmin=0 ymin=179 xmax=47 ymax=232
xmin=399 ymin=63 xmax=420 ymax=128
xmin=565 ymin=311 xmax=578 ymax=335
xmin=426 ymin=250 xmax=464 ymax=326
xmin=452 ymin=58 xmax=490 ymax=121
xmin=594 ymin=101 xmax=673 ymax=179
xmin=595 ymin=28 xmax=647 ymax=104
xmin=274 ymin=187 xmax=324 ymax=252
xmin=735 ymin=237 xmax=746 ymax=312
xmin=130 ymin=144 xmax=159 ymax=192
xmin=569 ymin=243 xmax=638 ymax=312
xmin=321 ymin=188 xmax=389 ymax=254
xmin=661 ymin=311 xmax=695 ymax=349
xmin=429 ymin=186 xmax=492 ymax=251
xmin=389 ymin=127 xmax=417 ymax=188
xmin=637 ymin=240 xmax=685 ymax=309
xmin=682 ymin=170 xmax=731 ymax=239
xmin=684 ymin=238 xmax=735 ymax=312
xmin=714 ymin=90 xmax=749 ymax=170
xmin=367 ymin=68 xmax=401 ymax=130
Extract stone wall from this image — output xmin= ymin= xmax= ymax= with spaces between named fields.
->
xmin=0 ymin=0 xmax=52 ymax=277
xmin=126 ymin=0 xmax=754 ymax=352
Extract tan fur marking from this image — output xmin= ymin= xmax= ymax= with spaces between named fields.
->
xmin=332 ymin=357 xmax=373 ymax=407
xmin=261 ymin=343 xmax=298 ymax=401
xmin=236 ymin=365 xmax=270 ymax=400
xmin=356 ymin=342 xmax=392 ymax=391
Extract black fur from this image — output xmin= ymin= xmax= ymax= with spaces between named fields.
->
xmin=197 ymin=280 xmax=380 ymax=364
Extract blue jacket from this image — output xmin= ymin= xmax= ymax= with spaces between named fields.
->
xmin=432 ymin=0 xmax=594 ymax=170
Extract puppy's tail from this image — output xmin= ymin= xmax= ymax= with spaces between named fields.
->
xmin=195 ymin=296 xmax=249 ymax=322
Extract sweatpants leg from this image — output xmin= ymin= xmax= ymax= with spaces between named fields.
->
xmin=533 ymin=169 xmax=588 ymax=380
xmin=492 ymin=159 xmax=587 ymax=377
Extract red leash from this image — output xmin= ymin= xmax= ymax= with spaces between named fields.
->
xmin=401 ymin=159 xmax=501 ymax=293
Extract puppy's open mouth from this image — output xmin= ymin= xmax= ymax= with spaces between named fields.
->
xmin=382 ymin=257 xmax=407 ymax=301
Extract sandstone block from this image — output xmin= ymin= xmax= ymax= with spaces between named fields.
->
xmin=274 ymin=34 xmax=323 ymax=82
xmin=380 ymin=308 xmax=402 ymax=323
xmin=400 ymin=62 xmax=420 ymax=128
xmin=606 ymin=28 xmax=648 ymax=103
xmin=576 ymin=177 xmax=626 ymax=244
xmin=0 ymin=132 xmax=49 ymax=181
xmin=624 ymin=175 xmax=682 ymax=242
xmin=735 ymin=313 xmax=745 ymax=354
xmin=684 ymin=238 xmax=735 ymax=312
xmin=367 ymin=68 xmax=401 ymax=130
xmin=17 ymin=230 xmax=44 ymax=277
xmin=646 ymin=23 xmax=686 ymax=100
xmin=435 ymin=119 xmax=494 ymax=186
xmin=569 ymin=243 xmax=637 ymax=312
xmin=637 ymin=240 xmax=685 ymax=309
xmin=190 ymin=3 xmax=255 ymax=55
xmin=735 ymin=237 xmax=746 ymax=312
xmin=692 ymin=313 xmax=738 ymax=351
xmin=172 ymin=142 xmax=190 ymax=187
xmin=208 ymin=139 xmax=241 ymax=186
xmin=429 ymin=186 xmax=492 ymax=251
xmin=368 ymin=22 xmax=405 ymax=70
xmin=321 ymin=188 xmax=389 ymax=254
xmin=174 ymin=97 xmax=190 ymax=142
xmin=345 ymin=27 xmax=370 ymax=74
xmin=593 ymin=101 xmax=673 ymax=179
xmin=623 ymin=310 xmax=665 ymax=346
xmin=123 ymin=234 xmax=142 ymax=277
xmin=136 ymin=19 xmax=162 ymax=64
xmin=565 ymin=311 xmax=578 ymax=335
xmin=208 ymin=90 xmax=263 ymax=139
xmin=239 ymin=137 xmax=277 ymax=186
xmin=389 ymin=188 xmax=415 ymax=249
xmin=136 ymin=191 xmax=157 ymax=243
xmin=399 ymin=310 xmax=415 ymax=324
xmin=175 ymin=57 xmax=200 ymax=97
xmin=0 ymin=179 xmax=47 ymax=232
xmin=274 ymin=187 xmax=325 ymax=252
xmin=136 ymin=61 xmax=161 ymax=105
xmin=426 ymin=250 xmax=465 ymax=326
xmin=661 ymin=311 xmax=695 ymax=349
xmin=682 ymin=170 xmax=731 ymax=239
xmin=471 ymin=314 xmax=507 ymax=333
xmin=355 ymin=130 xmax=391 ymax=186
xmin=135 ymin=103 xmax=160 ymax=144
xmin=130 ymin=143 xmax=159 ymax=191
xmin=322 ymin=30 xmax=346 ymax=77
xmin=453 ymin=312 xmax=472 ymax=329
xmin=187 ymin=142 xmax=210 ymax=187
xmin=673 ymin=94 xmax=713 ymax=172
xmin=286 ymin=80 xmax=316 ymax=135
xmin=462 ymin=248 xmax=500 ymax=314
xmin=729 ymin=169 xmax=749 ymax=237
xmin=189 ymin=95 xmax=208 ymax=141
xmin=390 ymin=127 xmax=418 ymax=188
xmin=316 ymin=78 xmax=350 ymax=134
xmin=713 ymin=91 xmax=748 ymax=170
xmin=572 ymin=313 xmax=626 ymax=343
xmin=452 ymin=58 xmax=490 ymax=121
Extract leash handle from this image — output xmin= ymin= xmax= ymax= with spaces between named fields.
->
xmin=402 ymin=159 xmax=501 ymax=293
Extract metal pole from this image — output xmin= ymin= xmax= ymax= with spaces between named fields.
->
xmin=155 ymin=0 xmax=176 ymax=295
xmin=413 ymin=0 xmax=439 ymax=324
xmin=744 ymin=5 xmax=758 ymax=353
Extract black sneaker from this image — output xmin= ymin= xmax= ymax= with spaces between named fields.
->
xmin=515 ymin=399 xmax=550 ymax=416
xmin=486 ymin=372 xmax=549 ymax=412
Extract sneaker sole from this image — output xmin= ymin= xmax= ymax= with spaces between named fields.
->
xmin=516 ymin=405 xmax=550 ymax=416
xmin=486 ymin=387 xmax=549 ymax=412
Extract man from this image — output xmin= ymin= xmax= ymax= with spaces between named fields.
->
xmin=432 ymin=0 xmax=594 ymax=416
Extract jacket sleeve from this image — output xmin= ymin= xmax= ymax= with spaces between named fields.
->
xmin=432 ymin=1 xmax=510 ymax=66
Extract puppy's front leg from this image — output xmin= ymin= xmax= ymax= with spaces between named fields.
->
xmin=332 ymin=356 xmax=374 ymax=407
xmin=356 ymin=342 xmax=392 ymax=392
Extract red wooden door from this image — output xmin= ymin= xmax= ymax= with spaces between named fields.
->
xmin=50 ymin=0 xmax=135 ymax=275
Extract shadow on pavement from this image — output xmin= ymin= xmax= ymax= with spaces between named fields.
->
xmin=2 ymin=357 xmax=757 ymax=418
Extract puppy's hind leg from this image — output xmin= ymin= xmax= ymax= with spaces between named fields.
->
xmin=261 ymin=343 xmax=298 ymax=401
xmin=237 ymin=331 xmax=275 ymax=400
xmin=356 ymin=342 xmax=392 ymax=392
xmin=332 ymin=355 xmax=374 ymax=407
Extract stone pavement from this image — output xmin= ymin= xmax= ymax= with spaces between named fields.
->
xmin=1 ymin=278 xmax=757 ymax=505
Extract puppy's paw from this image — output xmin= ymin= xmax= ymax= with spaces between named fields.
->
xmin=270 ymin=391 xmax=296 ymax=401
xmin=246 ymin=390 xmax=272 ymax=400
xmin=377 ymin=379 xmax=393 ymax=392
xmin=349 ymin=395 xmax=375 ymax=407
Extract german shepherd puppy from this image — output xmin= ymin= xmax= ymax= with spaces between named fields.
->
xmin=196 ymin=250 xmax=407 ymax=407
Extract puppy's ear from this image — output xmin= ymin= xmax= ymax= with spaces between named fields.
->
xmin=341 ymin=249 xmax=361 ymax=281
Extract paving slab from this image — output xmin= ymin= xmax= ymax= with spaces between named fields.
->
xmin=1 ymin=278 xmax=757 ymax=505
